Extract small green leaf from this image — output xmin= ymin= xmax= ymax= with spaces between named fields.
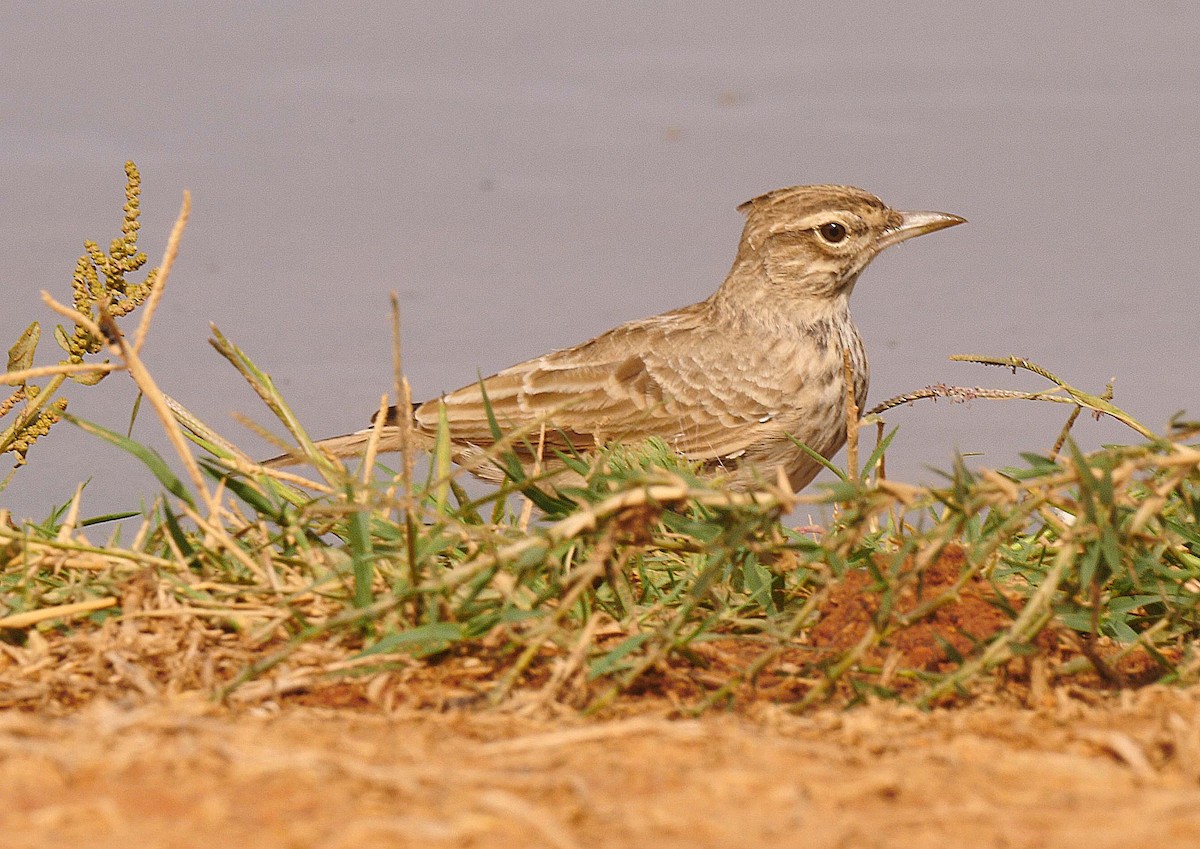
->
xmin=741 ymin=556 xmax=777 ymax=614
xmin=200 ymin=462 xmax=277 ymax=518
xmin=347 ymin=502 xmax=375 ymax=608
xmin=862 ymin=426 xmax=900 ymax=477
xmin=68 ymin=362 xmax=109 ymax=386
xmin=788 ymin=436 xmax=847 ymax=481
xmin=359 ymin=622 xmax=465 ymax=657
xmin=1102 ymin=619 xmax=1139 ymax=643
xmin=65 ymin=413 xmax=195 ymax=508
xmin=1100 ymin=525 xmax=1123 ymax=576
xmin=1079 ymin=541 xmax=1101 ymax=588
xmin=53 ymin=324 xmax=71 ymax=354
xmin=1107 ymin=595 xmax=1159 ymax=616
xmin=160 ymin=501 xmax=197 ymax=563
xmin=1055 ymin=607 xmax=1092 ymax=632
xmin=589 ymin=633 xmax=650 ymax=678
xmin=932 ymin=633 xmax=965 ymax=664
xmin=81 ymin=509 xmax=142 ymax=527
xmin=7 ymin=322 xmax=40 ymax=373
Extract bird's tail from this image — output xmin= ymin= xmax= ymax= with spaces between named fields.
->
xmin=262 ymin=428 xmax=382 ymax=468
xmin=262 ymin=402 xmax=423 ymax=468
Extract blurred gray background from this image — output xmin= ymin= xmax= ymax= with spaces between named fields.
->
xmin=2 ymin=2 xmax=1197 ymax=521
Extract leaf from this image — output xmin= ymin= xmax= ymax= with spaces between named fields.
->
xmin=932 ymin=633 xmax=965 ymax=664
xmin=660 ymin=509 xmax=721 ymax=543
xmin=65 ymin=413 xmax=195 ymax=508
xmin=1001 ymin=452 xmax=1061 ymax=480
xmin=1100 ymin=525 xmax=1123 ymax=577
xmin=357 ymin=622 xmax=466 ymax=658
xmin=1018 ymin=452 xmax=1060 ymax=470
xmin=54 ymin=324 xmax=71 ymax=354
xmin=208 ymin=326 xmax=308 ymax=446
xmin=1079 ymin=540 xmax=1101 ymax=588
xmin=1102 ymin=619 xmax=1139 ymax=643
xmin=589 ymin=632 xmax=650 ymax=678
xmin=474 ymin=379 xmax=560 ymax=515
xmin=741 ymin=556 xmax=777 ymax=614
xmin=449 ymin=479 xmax=483 ymax=524
xmin=1055 ymin=607 xmax=1092 ymax=632
xmin=1065 ymin=439 xmax=1097 ymax=523
xmin=81 ymin=509 xmax=142 ymax=527
xmin=7 ymin=322 xmax=39 ymax=373
xmin=68 ymin=363 xmax=108 ymax=386
xmin=1106 ymin=595 xmax=1160 ymax=616
xmin=788 ymin=436 xmax=847 ymax=481
xmin=862 ymin=426 xmax=900 ymax=478
xmin=160 ymin=501 xmax=197 ymax=563
xmin=346 ymin=501 xmax=375 ymax=608
xmin=199 ymin=461 xmax=276 ymax=518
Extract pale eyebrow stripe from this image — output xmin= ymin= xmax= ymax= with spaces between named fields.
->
xmin=766 ymin=212 xmax=860 ymax=235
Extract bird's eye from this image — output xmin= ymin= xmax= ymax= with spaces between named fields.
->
xmin=817 ymin=221 xmax=848 ymax=244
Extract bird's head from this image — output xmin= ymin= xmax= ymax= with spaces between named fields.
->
xmin=731 ymin=184 xmax=964 ymax=302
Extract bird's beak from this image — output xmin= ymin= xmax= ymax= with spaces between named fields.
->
xmin=876 ymin=210 xmax=966 ymax=251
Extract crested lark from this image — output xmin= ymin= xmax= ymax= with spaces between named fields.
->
xmin=280 ymin=185 xmax=964 ymax=490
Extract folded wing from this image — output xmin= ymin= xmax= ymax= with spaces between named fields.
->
xmin=412 ymin=306 xmax=783 ymax=463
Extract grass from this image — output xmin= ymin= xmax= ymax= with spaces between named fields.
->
xmin=1 ymin=165 xmax=1199 ymax=714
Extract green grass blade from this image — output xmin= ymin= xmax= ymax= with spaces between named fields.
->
xmin=66 ymin=413 xmax=195 ymax=508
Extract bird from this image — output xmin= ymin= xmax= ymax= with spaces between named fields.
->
xmin=273 ymin=185 xmax=964 ymax=491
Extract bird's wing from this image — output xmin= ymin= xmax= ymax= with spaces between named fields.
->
xmin=413 ymin=308 xmax=779 ymax=461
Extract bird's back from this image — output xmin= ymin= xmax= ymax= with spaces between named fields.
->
xmin=411 ymin=293 xmax=865 ymax=489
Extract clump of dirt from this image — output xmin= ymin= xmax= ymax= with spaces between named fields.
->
xmin=807 ymin=543 xmax=1171 ymax=694
xmin=809 ymin=544 xmax=1036 ymax=671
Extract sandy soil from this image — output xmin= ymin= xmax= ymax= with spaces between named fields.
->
xmin=3 ymin=542 xmax=1198 ymax=847
xmin=5 ymin=686 xmax=1200 ymax=848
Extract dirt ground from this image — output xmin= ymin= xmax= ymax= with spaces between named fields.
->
xmin=4 ymin=542 xmax=1200 ymax=847
xmin=4 ymin=686 xmax=1200 ymax=848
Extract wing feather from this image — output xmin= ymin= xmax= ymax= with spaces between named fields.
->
xmin=412 ymin=304 xmax=787 ymax=462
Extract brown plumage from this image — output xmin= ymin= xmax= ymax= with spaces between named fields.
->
xmin=276 ymin=185 xmax=964 ymax=490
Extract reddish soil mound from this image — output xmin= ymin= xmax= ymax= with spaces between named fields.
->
xmin=810 ymin=544 xmax=1026 ymax=671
